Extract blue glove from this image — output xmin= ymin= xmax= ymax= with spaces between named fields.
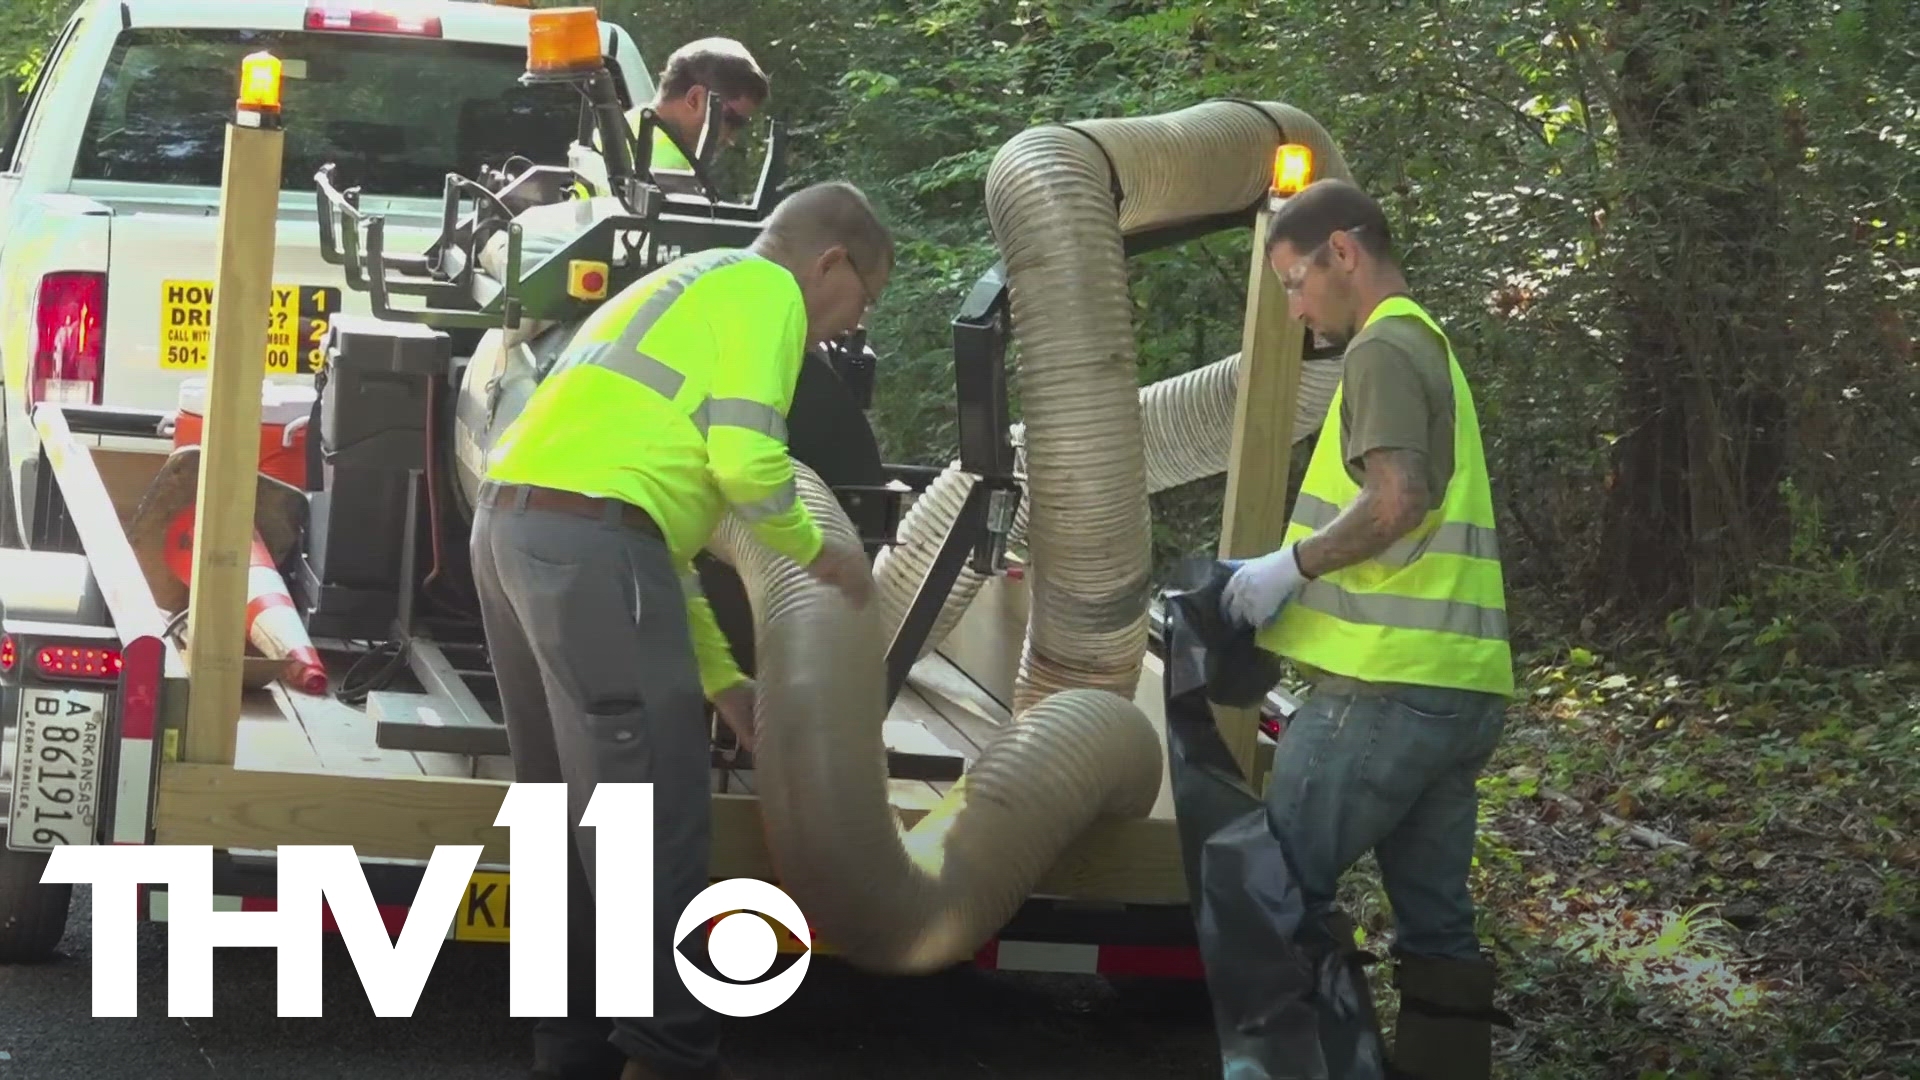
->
xmin=1220 ymin=543 xmax=1310 ymax=628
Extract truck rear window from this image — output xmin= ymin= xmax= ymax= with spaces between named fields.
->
xmin=72 ymin=28 xmax=604 ymax=197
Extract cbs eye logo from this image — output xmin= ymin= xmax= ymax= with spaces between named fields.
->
xmin=673 ymin=878 xmax=812 ymax=1016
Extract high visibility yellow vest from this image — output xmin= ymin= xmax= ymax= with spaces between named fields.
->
xmin=1257 ymin=295 xmax=1514 ymax=697
xmin=575 ymin=123 xmax=693 ymax=199
xmin=638 ymin=118 xmax=694 ymax=172
xmin=484 ymin=248 xmax=822 ymax=695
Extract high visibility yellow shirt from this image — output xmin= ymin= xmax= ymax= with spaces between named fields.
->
xmin=1257 ymin=295 xmax=1514 ymax=697
xmin=484 ymin=248 xmax=824 ymax=697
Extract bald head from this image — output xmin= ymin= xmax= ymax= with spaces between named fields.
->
xmin=762 ymin=181 xmax=894 ymax=279
xmin=754 ymin=181 xmax=895 ymax=345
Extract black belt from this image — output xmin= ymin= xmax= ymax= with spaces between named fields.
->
xmin=480 ymin=481 xmax=663 ymax=540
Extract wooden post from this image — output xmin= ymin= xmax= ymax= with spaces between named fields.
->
xmin=181 ymin=54 xmax=287 ymax=766
xmin=1214 ymin=180 xmax=1309 ymax=783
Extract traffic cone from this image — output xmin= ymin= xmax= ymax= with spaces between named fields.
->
xmin=125 ymin=444 xmax=324 ymax=696
xmin=161 ymin=509 xmax=329 ymax=696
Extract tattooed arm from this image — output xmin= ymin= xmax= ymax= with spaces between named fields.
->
xmin=1295 ymin=447 xmax=1432 ymax=579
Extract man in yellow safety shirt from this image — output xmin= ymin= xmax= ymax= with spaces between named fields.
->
xmin=1221 ymin=178 xmax=1514 ymax=1080
xmin=583 ymin=37 xmax=769 ymax=197
xmin=471 ymin=180 xmax=890 ymax=1080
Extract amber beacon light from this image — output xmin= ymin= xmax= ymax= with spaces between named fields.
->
xmin=237 ymin=51 xmax=284 ymax=120
xmin=526 ymin=7 xmax=604 ymax=78
xmin=1271 ymin=143 xmax=1313 ymax=196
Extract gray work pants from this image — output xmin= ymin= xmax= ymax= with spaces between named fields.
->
xmin=470 ymin=482 xmax=718 ymax=1078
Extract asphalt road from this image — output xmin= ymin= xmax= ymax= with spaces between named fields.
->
xmin=0 ymin=887 xmax=1221 ymax=1079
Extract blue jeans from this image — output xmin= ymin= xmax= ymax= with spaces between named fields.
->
xmin=1264 ymin=680 xmax=1507 ymax=961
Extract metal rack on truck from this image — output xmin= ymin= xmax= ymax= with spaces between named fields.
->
xmin=0 ymin=7 xmax=1306 ymax=977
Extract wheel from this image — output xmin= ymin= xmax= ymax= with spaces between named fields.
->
xmin=0 ymin=831 xmax=73 ymax=962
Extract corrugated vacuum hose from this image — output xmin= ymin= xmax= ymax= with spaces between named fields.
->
xmin=703 ymin=100 xmax=1355 ymax=974
xmin=708 ymin=462 xmax=1164 ymax=972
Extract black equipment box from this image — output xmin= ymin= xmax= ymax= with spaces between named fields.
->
xmin=298 ymin=316 xmax=452 ymax=640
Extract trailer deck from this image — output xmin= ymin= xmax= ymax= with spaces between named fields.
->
xmin=154 ymin=634 xmax=1192 ymax=904
xmin=8 ymin=373 xmax=1300 ymax=979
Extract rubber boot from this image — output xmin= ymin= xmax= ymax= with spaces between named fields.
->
xmin=1300 ymin=910 xmax=1392 ymax=1080
xmin=1389 ymin=951 xmax=1510 ymax=1080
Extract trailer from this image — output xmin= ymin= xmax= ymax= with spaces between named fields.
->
xmin=1 ymin=9 xmax=1318 ymax=984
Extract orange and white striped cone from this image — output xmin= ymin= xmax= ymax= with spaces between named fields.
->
xmin=164 ymin=508 xmax=328 ymax=696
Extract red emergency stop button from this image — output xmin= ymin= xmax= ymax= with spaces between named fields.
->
xmin=568 ymin=259 xmax=611 ymax=300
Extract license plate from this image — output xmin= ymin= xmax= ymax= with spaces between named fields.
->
xmin=159 ymin=280 xmax=341 ymax=375
xmin=4 ymin=687 xmax=106 ymax=852
xmin=453 ymin=870 xmax=512 ymax=943
xmin=448 ymin=870 xmax=825 ymax=953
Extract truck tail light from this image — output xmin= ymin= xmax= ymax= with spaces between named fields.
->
xmin=36 ymin=643 xmax=124 ymax=680
xmin=305 ymin=4 xmax=444 ymax=36
xmin=32 ymin=271 xmax=107 ymax=407
xmin=0 ymin=632 xmax=123 ymax=682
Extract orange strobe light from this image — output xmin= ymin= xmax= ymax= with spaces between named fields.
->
xmin=527 ymin=8 xmax=604 ymax=77
xmin=238 ymin=51 xmax=284 ymax=114
xmin=1272 ymin=143 xmax=1313 ymax=196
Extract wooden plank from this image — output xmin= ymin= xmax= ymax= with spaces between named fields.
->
xmin=933 ymin=566 xmax=1028 ymax=709
xmin=1215 ymin=204 xmax=1306 ymax=778
xmin=93 ymin=448 xmax=168 ymax=528
xmin=232 ymin=686 xmax=326 ymax=774
xmin=1133 ymin=651 xmax=1177 ymax=822
xmin=182 ymin=114 xmax=287 ymax=767
xmin=151 ymin=765 xmax=1189 ymax=905
xmin=276 ymin=683 xmax=428 ymax=777
xmin=906 ymin=655 xmax=1010 ymax=753
xmin=888 ymin=681 xmax=984 ymax=760
xmin=154 ymin=762 xmax=511 ymax=859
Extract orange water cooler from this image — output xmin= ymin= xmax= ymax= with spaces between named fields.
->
xmin=172 ymin=377 xmax=316 ymax=489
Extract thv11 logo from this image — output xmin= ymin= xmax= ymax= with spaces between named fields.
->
xmin=41 ymin=783 xmax=811 ymax=1019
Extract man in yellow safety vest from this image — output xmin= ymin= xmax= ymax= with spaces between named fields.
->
xmin=471 ymin=181 xmax=889 ymax=1080
xmin=585 ymin=37 xmax=769 ymax=197
xmin=1221 ymin=177 xmax=1514 ymax=1080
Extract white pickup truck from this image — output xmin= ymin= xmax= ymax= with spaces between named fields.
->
xmin=0 ymin=0 xmax=653 ymax=546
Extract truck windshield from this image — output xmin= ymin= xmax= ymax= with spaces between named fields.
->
xmin=71 ymin=28 xmax=602 ymax=197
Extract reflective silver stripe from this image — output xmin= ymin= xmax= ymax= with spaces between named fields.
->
xmin=611 ymin=248 xmax=749 ymax=360
xmin=1291 ymin=493 xmax=1501 ymax=567
xmin=678 ymin=569 xmax=702 ymax=596
xmin=546 ymin=339 xmax=612 ymax=378
xmin=543 ymin=249 xmax=795 ymax=452
xmin=626 ymin=350 xmax=688 ymax=403
xmin=731 ymin=478 xmax=798 ymax=523
xmin=1289 ymin=492 xmax=1343 ymax=529
xmin=707 ymin=398 xmax=788 ymax=443
xmin=1294 ymin=578 xmax=1508 ymax=641
xmin=555 ymin=247 xmax=747 ymax=386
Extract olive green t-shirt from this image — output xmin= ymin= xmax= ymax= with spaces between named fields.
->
xmin=1334 ymin=308 xmax=1455 ymax=497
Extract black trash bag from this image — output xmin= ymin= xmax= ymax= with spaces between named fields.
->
xmin=1160 ymin=557 xmax=1392 ymax=1080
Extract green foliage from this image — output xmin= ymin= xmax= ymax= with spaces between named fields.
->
xmin=0 ymin=0 xmax=1911 ymax=1070
xmin=641 ymin=0 xmax=1916 ymax=674
xmin=0 ymin=0 xmax=71 ymax=123
xmin=1457 ymin=647 xmax=1920 ymax=1077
